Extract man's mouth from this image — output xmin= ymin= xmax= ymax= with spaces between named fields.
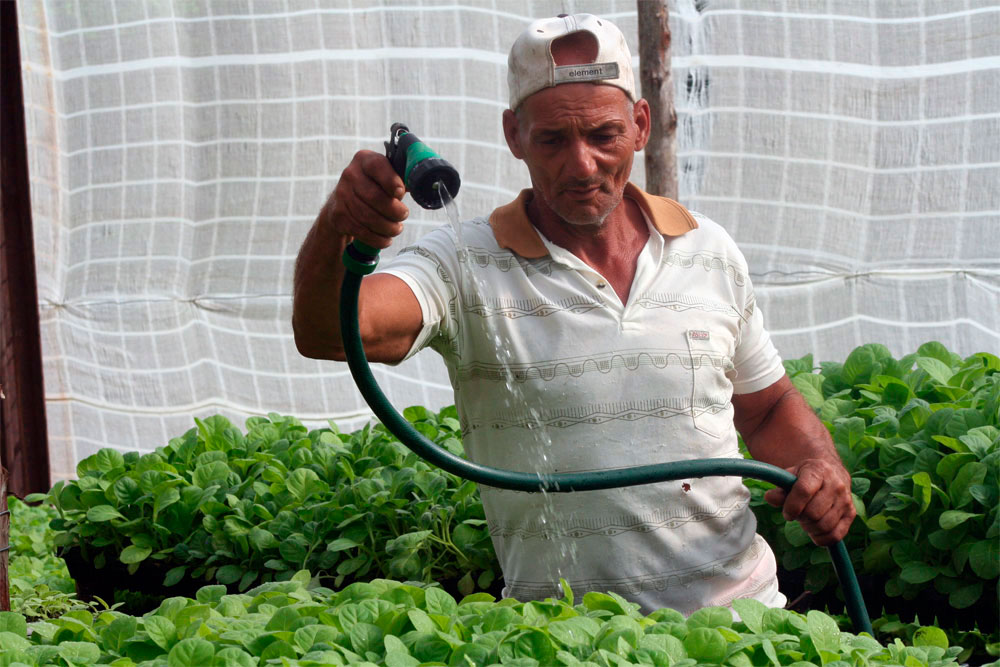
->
xmin=563 ymin=184 xmax=603 ymax=200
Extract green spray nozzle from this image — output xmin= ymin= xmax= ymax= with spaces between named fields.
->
xmin=384 ymin=123 xmax=461 ymax=209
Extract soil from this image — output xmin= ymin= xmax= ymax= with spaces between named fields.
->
xmin=64 ymin=546 xmax=510 ymax=615
xmin=437 ymin=574 xmax=506 ymax=602
xmin=62 ymin=548 xmax=211 ymax=614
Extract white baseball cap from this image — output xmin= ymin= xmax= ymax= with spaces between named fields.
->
xmin=507 ymin=14 xmax=636 ymax=111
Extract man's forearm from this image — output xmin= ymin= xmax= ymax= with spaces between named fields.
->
xmin=733 ymin=376 xmax=856 ymax=544
xmin=741 ymin=384 xmax=840 ymax=470
xmin=292 ymin=205 xmax=352 ymax=360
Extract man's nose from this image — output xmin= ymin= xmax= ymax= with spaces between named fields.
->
xmin=564 ymin=138 xmax=598 ymax=179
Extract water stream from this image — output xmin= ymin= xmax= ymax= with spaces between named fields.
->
xmin=435 ymin=182 xmax=579 ymax=593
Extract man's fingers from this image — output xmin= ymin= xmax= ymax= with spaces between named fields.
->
xmin=800 ymin=508 xmax=855 ymax=546
xmin=764 ymin=487 xmax=786 ymax=508
xmin=327 ymin=150 xmax=411 ymax=249
xmin=349 ymin=176 xmax=408 ymax=224
xmin=340 ymin=195 xmax=403 ymax=249
xmin=799 ymin=492 xmax=836 ymax=526
xmin=358 ymin=150 xmax=406 ymax=199
xmin=781 ymin=467 xmax=824 ymax=521
xmin=342 ymin=153 xmax=408 ymax=222
xmin=764 ymin=459 xmax=856 ymax=546
xmin=800 ymin=506 xmax=840 ymax=536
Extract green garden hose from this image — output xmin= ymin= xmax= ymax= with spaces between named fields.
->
xmin=338 ymin=241 xmax=873 ymax=635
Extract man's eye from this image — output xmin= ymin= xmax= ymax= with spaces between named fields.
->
xmin=592 ymin=134 xmax=616 ymax=144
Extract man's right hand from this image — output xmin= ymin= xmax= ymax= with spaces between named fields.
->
xmin=322 ymin=150 xmax=409 ymax=249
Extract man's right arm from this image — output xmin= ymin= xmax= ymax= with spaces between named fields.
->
xmin=292 ymin=150 xmax=424 ymax=363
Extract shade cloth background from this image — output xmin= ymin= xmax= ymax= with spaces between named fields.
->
xmin=15 ymin=0 xmax=1000 ymax=483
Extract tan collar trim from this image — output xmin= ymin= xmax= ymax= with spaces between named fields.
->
xmin=625 ymin=182 xmax=700 ymax=236
xmin=488 ymin=183 xmax=698 ymax=258
xmin=489 ymin=190 xmax=547 ymax=258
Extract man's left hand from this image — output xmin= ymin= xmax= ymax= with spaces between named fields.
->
xmin=763 ymin=458 xmax=856 ymax=546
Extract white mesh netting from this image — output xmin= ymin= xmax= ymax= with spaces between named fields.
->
xmin=15 ymin=0 xmax=1000 ymax=483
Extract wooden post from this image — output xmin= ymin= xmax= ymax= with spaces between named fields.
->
xmin=1 ymin=467 xmax=9 ymax=612
xmin=637 ymin=0 xmax=678 ymax=200
xmin=1 ymin=0 xmax=51 ymax=498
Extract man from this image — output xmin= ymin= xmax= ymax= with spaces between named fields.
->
xmin=293 ymin=14 xmax=854 ymax=614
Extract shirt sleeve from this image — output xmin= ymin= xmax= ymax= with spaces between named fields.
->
xmin=687 ymin=210 xmax=786 ymax=396
xmin=374 ymin=230 xmax=458 ymax=364
xmin=730 ymin=288 xmax=786 ymax=394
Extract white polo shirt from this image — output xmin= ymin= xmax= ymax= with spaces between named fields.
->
xmin=378 ymin=183 xmax=787 ymax=614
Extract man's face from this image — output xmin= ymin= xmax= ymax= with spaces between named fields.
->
xmin=503 ymin=84 xmax=649 ymax=227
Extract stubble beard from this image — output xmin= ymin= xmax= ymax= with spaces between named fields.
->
xmin=546 ymin=182 xmax=624 ymax=228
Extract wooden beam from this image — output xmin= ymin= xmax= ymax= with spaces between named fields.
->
xmin=637 ymin=0 xmax=678 ymax=200
xmin=0 ymin=468 xmax=8 ymax=611
xmin=1 ymin=0 xmax=51 ymax=498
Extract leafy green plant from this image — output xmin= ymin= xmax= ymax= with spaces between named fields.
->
xmin=6 ymin=496 xmax=89 ymax=621
xmin=23 ymin=342 xmax=998 ymax=662
xmin=0 ymin=572 xmax=968 ymax=666
xmin=869 ymin=613 xmax=998 ymax=667
xmin=746 ymin=342 xmax=999 ymax=661
xmin=28 ymin=406 xmax=497 ymax=600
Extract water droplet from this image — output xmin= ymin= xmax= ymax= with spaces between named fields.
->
xmin=438 ymin=179 xmax=579 ymax=575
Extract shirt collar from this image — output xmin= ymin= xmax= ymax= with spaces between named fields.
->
xmin=488 ymin=182 xmax=698 ymax=258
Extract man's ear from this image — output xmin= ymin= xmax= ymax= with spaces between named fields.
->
xmin=502 ymin=109 xmax=525 ymax=160
xmin=632 ymin=98 xmax=651 ymax=152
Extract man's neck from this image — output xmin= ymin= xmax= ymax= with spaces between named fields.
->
xmin=527 ymin=190 xmax=650 ymax=303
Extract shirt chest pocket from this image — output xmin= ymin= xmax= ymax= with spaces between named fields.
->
xmin=684 ymin=328 xmax=736 ymax=438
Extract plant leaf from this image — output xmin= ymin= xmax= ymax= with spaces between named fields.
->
xmin=938 ymin=510 xmax=981 ymax=530
xmin=58 ymin=642 xmax=101 ymax=665
xmin=424 ymin=587 xmax=457 ymax=616
xmin=144 ymin=615 xmax=177 ymax=651
xmin=917 ymin=341 xmax=954 ymax=365
xmin=100 ymin=616 xmax=137 ymax=653
xmin=806 ymin=610 xmax=841 ymax=653
xmin=916 ymin=357 xmax=954 ymax=385
xmin=0 ymin=612 xmax=28 ymax=636
xmin=969 ymin=540 xmax=1000 ymax=579
xmin=950 ymin=462 xmax=987 ymax=508
xmin=683 ymin=627 xmax=727 ymax=663
xmin=193 ymin=461 xmax=231 ymax=489
xmin=730 ymin=598 xmax=766 ymax=634
xmin=95 ymin=449 xmax=125 ymax=472
xmin=120 ymin=545 xmax=152 ymax=564
xmin=327 ymin=537 xmax=360 ymax=553
xmin=153 ymin=487 xmax=180 ymax=522
xmin=912 ymin=626 xmax=949 ymax=649
xmin=791 ymin=373 xmax=825 ymax=409
xmin=216 ymin=564 xmax=244 ymax=585
xmin=86 ymin=505 xmax=125 ymax=522
xmin=168 ymin=638 xmax=215 ymax=667
xmin=349 ymin=622 xmax=384 ymax=655
xmin=249 ymin=527 xmax=278 ymax=552
xmin=842 ymin=347 xmax=876 ymax=386
xmin=949 ymin=582 xmax=983 ymax=609
xmin=911 ymin=472 xmax=932 ymax=515
xmin=163 ymin=566 xmax=186 ymax=587
xmin=899 ymin=561 xmax=939 ymax=584
xmin=286 ymin=468 xmax=322 ymax=502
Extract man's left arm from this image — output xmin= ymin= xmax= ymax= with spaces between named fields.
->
xmin=732 ymin=375 xmax=856 ymax=546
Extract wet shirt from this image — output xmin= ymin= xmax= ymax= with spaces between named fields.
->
xmin=376 ymin=184 xmax=787 ymax=615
